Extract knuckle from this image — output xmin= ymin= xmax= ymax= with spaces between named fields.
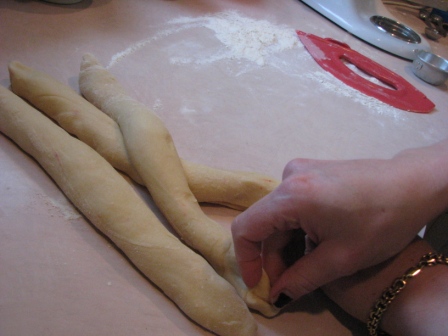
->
xmin=283 ymin=158 xmax=310 ymax=177
xmin=331 ymin=247 xmax=366 ymax=277
xmin=231 ymin=217 xmax=248 ymax=242
xmin=288 ymin=274 xmax=320 ymax=297
xmin=279 ymin=172 xmax=318 ymax=201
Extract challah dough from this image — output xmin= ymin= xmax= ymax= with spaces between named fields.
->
xmin=0 ymin=84 xmax=257 ymax=336
xmin=79 ymin=54 xmax=278 ymax=317
xmin=8 ymin=61 xmax=278 ymax=211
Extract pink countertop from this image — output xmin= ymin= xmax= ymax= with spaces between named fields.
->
xmin=1 ymin=1 xmax=447 ymax=335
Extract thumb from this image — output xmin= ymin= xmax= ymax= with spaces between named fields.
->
xmin=270 ymin=242 xmax=354 ymax=308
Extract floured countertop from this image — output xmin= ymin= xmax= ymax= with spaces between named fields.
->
xmin=1 ymin=1 xmax=447 ymax=335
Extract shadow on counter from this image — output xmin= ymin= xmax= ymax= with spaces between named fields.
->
xmin=0 ymin=0 xmax=110 ymax=14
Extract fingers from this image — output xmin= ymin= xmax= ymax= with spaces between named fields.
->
xmin=232 ymin=187 xmax=302 ymax=288
xmin=236 ymin=254 xmax=263 ymax=289
xmin=232 ymin=160 xmax=318 ymax=289
xmin=232 ymin=158 xmax=330 ymax=291
xmin=231 ymin=194 xmax=282 ymax=288
xmin=262 ymin=231 xmax=292 ymax=285
xmin=270 ymin=241 xmax=358 ymax=307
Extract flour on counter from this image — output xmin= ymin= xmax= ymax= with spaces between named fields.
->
xmin=303 ymin=70 xmax=407 ymax=121
xmin=168 ymin=11 xmax=300 ymax=66
xmin=343 ymin=60 xmax=394 ymax=89
xmin=108 ymin=22 xmax=200 ymax=68
xmin=107 ymin=10 xmax=410 ymax=120
xmin=35 ymin=192 xmax=82 ymax=221
xmin=108 ymin=11 xmax=300 ymax=68
xmin=152 ymin=98 xmax=163 ymax=111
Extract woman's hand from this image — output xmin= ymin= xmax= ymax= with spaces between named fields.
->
xmin=232 ymin=142 xmax=448 ymax=306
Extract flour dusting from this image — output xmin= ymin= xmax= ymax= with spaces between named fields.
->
xmin=107 ymin=10 xmax=410 ymax=120
xmin=108 ymin=11 xmax=300 ymax=68
xmin=152 ymin=98 xmax=163 ymax=111
xmin=303 ymin=70 xmax=407 ymax=121
xmin=343 ymin=60 xmax=393 ymax=89
xmin=108 ymin=23 xmax=200 ymax=68
xmin=168 ymin=11 xmax=300 ymax=66
xmin=36 ymin=192 xmax=82 ymax=221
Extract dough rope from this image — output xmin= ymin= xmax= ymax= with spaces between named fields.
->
xmin=79 ymin=54 xmax=278 ymax=317
xmin=0 ymin=84 xmax=257 ymax=336
xmin=8 ymin=61 xmax=279 ymax=211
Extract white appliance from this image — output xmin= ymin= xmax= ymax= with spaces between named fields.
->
xmin=301 ymin=0 xmax=432 ymax=59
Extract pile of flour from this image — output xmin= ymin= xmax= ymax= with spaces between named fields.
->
xmin=108 ymin=11 xmax=300 ymax=68
xmin=168 ymin=11 xmax=300 ymax=66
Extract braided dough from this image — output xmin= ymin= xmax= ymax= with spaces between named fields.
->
xmin=0 ymin=84 xmax=257 ymax=336
xmin=78 ymin=54 xmax=278 ymax=317
xmin=8 ymin=61 xmax=279 ymax=211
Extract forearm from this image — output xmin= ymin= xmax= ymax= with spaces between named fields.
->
xmin=393 ymin=139 xmax=448 ymax=217
xmin=323 ymin=238 xmax=448 ymax=335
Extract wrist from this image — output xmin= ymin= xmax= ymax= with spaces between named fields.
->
xmin=394 ymin=141 xmax=448 ymax=212
xmin=379 ymin=251 xmax=448 ymax=336
xmin=323 ymin=239 xmax=448 ymax=335
xmin=389 ymin=143 xmax=448 ymax=232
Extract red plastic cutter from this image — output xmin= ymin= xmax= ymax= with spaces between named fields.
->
xmin=297 ymin=31 xmax=435 ymax=113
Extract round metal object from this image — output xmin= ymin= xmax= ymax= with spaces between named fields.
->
xmin=370 ymin=15 xmax=421 ymax=44
xmin=412 ymin=50 xmax=448 ymax=86
xmin=425 ymin=26 xmax=443 ymax=41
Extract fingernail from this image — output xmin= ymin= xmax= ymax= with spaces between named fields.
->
xmin=273 ymin=293 xmax=293 ymax=308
